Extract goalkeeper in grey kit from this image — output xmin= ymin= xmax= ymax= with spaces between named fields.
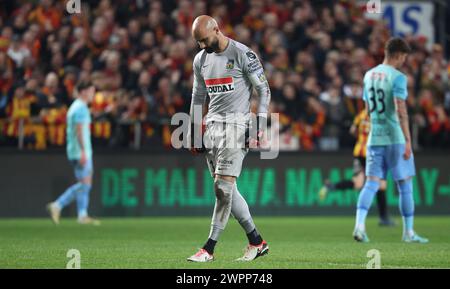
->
xmin=187 ymin=15 xmax=271 ymax=262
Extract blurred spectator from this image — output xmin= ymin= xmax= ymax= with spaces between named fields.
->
xmin=416 ymin=89 xmax=450 ymax=148
xmin=0 ymin=0 xmax=448 ymax=151
xmin=7 ymin=35 xmax=31 ymax=69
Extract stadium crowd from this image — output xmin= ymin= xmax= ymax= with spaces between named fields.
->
xmin=0 ymin=0 xmax=449 ymax=150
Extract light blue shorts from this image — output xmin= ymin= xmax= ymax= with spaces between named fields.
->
xmin=366 ymin=144 xmax=415 ymax=181
xmin=69 ymin=158 xmax=93 ymax=181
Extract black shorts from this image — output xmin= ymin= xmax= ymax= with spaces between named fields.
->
xmin=353 ymin=156 xmax=366 ymax=176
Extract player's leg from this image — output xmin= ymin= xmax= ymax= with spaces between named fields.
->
xmin=396 ymin=178 xmax=415 ymax=237
xmin=187 ymin=173 xmax=234 ymax=262
xmin=353 ymin=147 xmax=386 ymax=242
xmin=205 ymin=125 xmax=237 ymax=255
xmin=376 ymin=180 xmax=395 ymax=226
xmin=208 ymin=174 xmax=235 ymax=246
xmin=231 ymin=183 xmax=262 ymax=244
xmin=188 ymin=125 xmax=216 ymax=262
xmin=228 ymin=123 xmax=268 ymax=260
xmin=354 ymin=176 xmax=380 ymax=242
xmin=319 ymin=158 xmax=362 ymax=201
xmin=75 ymin=159 xmax=100 ymax=225
xmin=202 ymin=144 xmax=245 ymax=256
xmin=47 ymin=185 xmax=76 ymax=224
xmin=318 ymin=180 xmax=354 ymax=200
xmin=356 ymin=156 xmax=394 ymax=226
xmin=352 ymin=170 xmax=365 ymax=190
xmin=232 ymin=183 xmax=268 ymax=261
xmin=188 ymin=123 xmax=231 ymax=262
xmin=395 ymin=177 xmax=427 ymax=243
xmin=47 ymin=160 xmax=85 ymax=224
xmin=389 ymin=144 xmax=428 ymax=243
xmin=76 ymin=175 xmax=92 ymax=221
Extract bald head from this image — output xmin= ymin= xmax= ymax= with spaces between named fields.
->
xmin=192 ymin=15 xmax=222 ymax=53
xmin=192 ymin=15 xmax=218 ymax=38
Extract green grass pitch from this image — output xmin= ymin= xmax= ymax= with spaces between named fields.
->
xmin=0 ymin=216 xmax=449 ymax=269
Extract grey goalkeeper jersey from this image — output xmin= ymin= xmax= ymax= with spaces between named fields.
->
xmin=190 ymin=38 xmax=271 ymax=125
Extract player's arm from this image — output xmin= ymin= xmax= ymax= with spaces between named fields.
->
xmin=362 ymin=82 xmax=370 ymax=118
xmin=243 ymin=50 xmax=271 ymax=143
xmin=395 ymin=98 xmax=412 ymax=159
xmin=74 ymin=107 xmax=90 ymax=165
xmin=393 ymin=74 xmax=411 ymax=160
xmin=349 ymin=123 xmax=357 ymax=137
xmin=189 ymin=53 xmax=207 ymax=153
xmin=350 ymin=113 xmax=360 ymax=137
xmin=76 ymin=123 xmax=87 ymax=165
xmin=355 ymin=82 xmax=369 ymax=137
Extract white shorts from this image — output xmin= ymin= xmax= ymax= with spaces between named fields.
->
xmin=204 ymin=121 xmax=248 ymax=177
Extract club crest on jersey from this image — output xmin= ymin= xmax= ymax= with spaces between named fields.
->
xmin=205 ymin=77 xmax=235 ymax=95
xmin=226 ymin=59 xmax=234 ymax=69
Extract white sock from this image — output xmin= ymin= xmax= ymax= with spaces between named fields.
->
xmin=356 ymin=223 xmax=365 ymax=231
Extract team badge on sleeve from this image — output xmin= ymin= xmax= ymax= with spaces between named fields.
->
xmin=246 ymin=51 xmax=257 ymax=60
xmin=258 ymin=72 xmax=266 ymax=83
xmin=246 ymin=51 xmax=263 ymax=73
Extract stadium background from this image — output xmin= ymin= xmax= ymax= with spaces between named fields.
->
xmin=0 ymin=0 xmax=449 ymax=217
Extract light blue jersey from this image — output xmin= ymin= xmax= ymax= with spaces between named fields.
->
xmin=355 ymin=42 xmax=427 ymax=243
xmin=363 ymin=64 xmax=408 ymax=146
xmin=66 ymin=98 xmax=92 ymax=160
xmin=363 ymin=64 xmax=415 ymax=181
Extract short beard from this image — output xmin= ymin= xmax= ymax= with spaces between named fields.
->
xmin=205 ymin=39 xmax=220 ymax=54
